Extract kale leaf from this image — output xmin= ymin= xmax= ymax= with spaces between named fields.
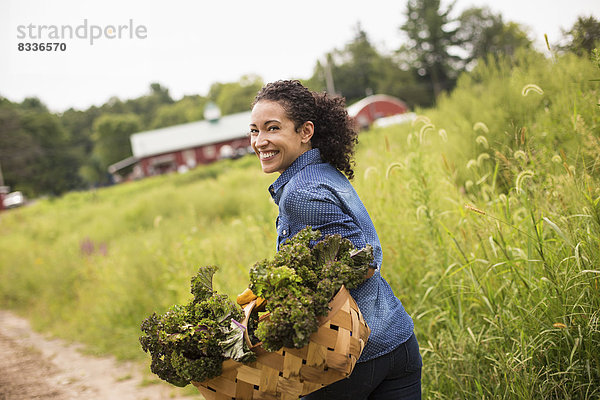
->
xmin=249 ymin=227 xmax=373 ymax=351
xmin=139 ymin=265 xmax=256 ymax=387
xmin=219 ymin=319 xmax=256 ymax=364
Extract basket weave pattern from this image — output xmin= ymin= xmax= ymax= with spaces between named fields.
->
xmin=193 ymin=286 xmax=370 ymax=399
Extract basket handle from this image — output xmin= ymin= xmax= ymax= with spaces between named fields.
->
xmin=241 ymin=299 xmax=259 ymax=349
xmin=241 ymin=298 xmax=257 ymax=326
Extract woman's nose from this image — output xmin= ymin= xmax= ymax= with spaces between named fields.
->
xmin=254 ymin=131 xmax=268 ymax=147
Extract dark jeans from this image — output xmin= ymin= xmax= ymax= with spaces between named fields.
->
xmin=302 ymin=333 xmax=422 ymax=400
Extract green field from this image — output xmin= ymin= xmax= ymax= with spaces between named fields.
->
xmin=1 ymin=50 xmax=599 ymax=398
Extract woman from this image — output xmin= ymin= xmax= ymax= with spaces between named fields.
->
xmin=249 ymin=80 xmax=421 ymax=400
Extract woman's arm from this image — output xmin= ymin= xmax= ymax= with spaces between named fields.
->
xmin=281 ymin=187 xmax=369 ymax=251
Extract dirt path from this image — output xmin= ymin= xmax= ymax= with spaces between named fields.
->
xmin=0 ymin=310 xmax=200 ymax=400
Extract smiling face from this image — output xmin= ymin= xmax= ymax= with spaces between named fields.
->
xmin=249 ymin=100 xmax=314 ymax=174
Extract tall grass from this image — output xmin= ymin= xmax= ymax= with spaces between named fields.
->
xmin=351 ymin=50 xmax=600 ymax=398
xmin=0 ymin=50 xmax=598 ymax=398
xmin=0 ymin=157 xmax=276 ymax=359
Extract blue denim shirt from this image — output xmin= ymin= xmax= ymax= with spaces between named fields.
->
xmin=269 ymin=148 xmax=414 ymax=362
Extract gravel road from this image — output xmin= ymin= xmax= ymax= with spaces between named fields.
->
xmin=0 ymin=310 xmax=198 ymax=400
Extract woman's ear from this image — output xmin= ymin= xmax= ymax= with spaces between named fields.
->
xmin=300 ymin=121 xmax=314 ymax=144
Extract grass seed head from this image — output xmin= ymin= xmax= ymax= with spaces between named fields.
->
xmin=477 ymin=153 xmax=490 ymax=166
xmin=386 ymin=162 xmax=404 ymax=179
xmin=521 ymin=83 xmax=544 ymax=96
xmin=515 ymin=170 xmax=534 ymax=193
xmin=438 ymin=129 xmax=448 ymax=142
xmin=514 ymin=150 xmax=527 ymax=161
xmin=475 ymin=135 xmax=489 ymax=149
xmin=411 ymin=115 xmax=431 ymax=127
xmin=363 ymin=166 xmax=378 ymax=180
xmin=473 ymin=122 xmax=489 ymax=134
xmin=464 ymin=204 xmax=487 ymax=216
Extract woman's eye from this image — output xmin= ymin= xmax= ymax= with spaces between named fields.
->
xmin=248 ymin=129 xmax=258 ymax=136
xmin=267 ymin=126 xmax=280 ymax=132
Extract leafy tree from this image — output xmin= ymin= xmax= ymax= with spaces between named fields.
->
xmin=120 ymin=83 xmax=174 ymax=128
xmin=23 ymin=112 xmax=83 ymax=195
xmin=150 ymin=82 xmax=173 ymax=104
xmin=92 ymin=113 xmax=141 ymax=172
xmin=305 ymin=26 xmax=430 ymax=107
xmin=561 ymin=15 xmax=600 ymax=56
xmin=209 ymin=75 xmax=263 ymax=115
xmin=78 ymin=156 xmax=108 ymax=187
xmin=100 ymin=96 xmax=128 ymax=114
xmin=400 ymin=0 xmax=462 ymax=98
xmin=330 ymin=25 xmax=381 ymax=103
xmin=61 ymin=108 xmax=97 ymax=155
xmin=0 ymin=100 xmax=41 ymax=193
xmin=0 ymin=98 xmax=83 ymax=196
xmin=458 ymin=7 xmax=532 ymax=68
xmin=301 ymin=61 xmax=327 ymax=93
xmin=20 ymin=97 xmax=48 ymax=113
xmin=150 ymin=95 xmax=207 ymax=129
xmin=373 ymin=55 xmax=432 ymax=108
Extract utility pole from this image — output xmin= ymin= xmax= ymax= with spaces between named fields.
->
xmin=324 ymin=53 xmax=336 ymax=96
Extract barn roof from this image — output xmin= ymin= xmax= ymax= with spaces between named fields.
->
xmin=346 ymin=94 xmax=408 ymax=117
xmin=131 ymin=111 xmax=252 ymax=158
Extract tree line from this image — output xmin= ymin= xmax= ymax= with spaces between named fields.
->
xmin=0 ymin=1 xmax=598 ymax=197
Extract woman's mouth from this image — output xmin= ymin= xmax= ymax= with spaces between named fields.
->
xmin=260 ymin=151 xmax=279 ymax=161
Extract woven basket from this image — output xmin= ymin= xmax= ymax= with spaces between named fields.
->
xmin=193 ymin=285 xmax=370 ymax=399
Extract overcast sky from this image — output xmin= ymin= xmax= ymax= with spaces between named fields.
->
xmin=0 ymin=0 xmax=598 ymax=112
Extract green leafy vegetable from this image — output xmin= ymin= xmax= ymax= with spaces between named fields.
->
xmin=139 ymin=266 xmax=256 ymax=387
xmin=249 ymin=227 xmax=373 ymax=351
xmin=219 ymin=320 xmax=256 ymax=364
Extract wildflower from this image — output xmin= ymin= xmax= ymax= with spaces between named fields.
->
xmin=80 ymin=237 xmax=95 ymax=256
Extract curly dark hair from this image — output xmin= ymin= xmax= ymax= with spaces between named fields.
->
xmin=252 ymin=80 xmax=358 ymax=180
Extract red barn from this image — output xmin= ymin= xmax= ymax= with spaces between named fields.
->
xmin=347 ymin=94 xmax=409 ymax=129
xmin=108 ymin=95 xmax=410 ymax=181
xmin=113 ymin=111 xmax=252 ymax=179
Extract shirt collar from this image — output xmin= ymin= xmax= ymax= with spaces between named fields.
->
xmin=268 ymin=148 xmax=322 ymax=203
